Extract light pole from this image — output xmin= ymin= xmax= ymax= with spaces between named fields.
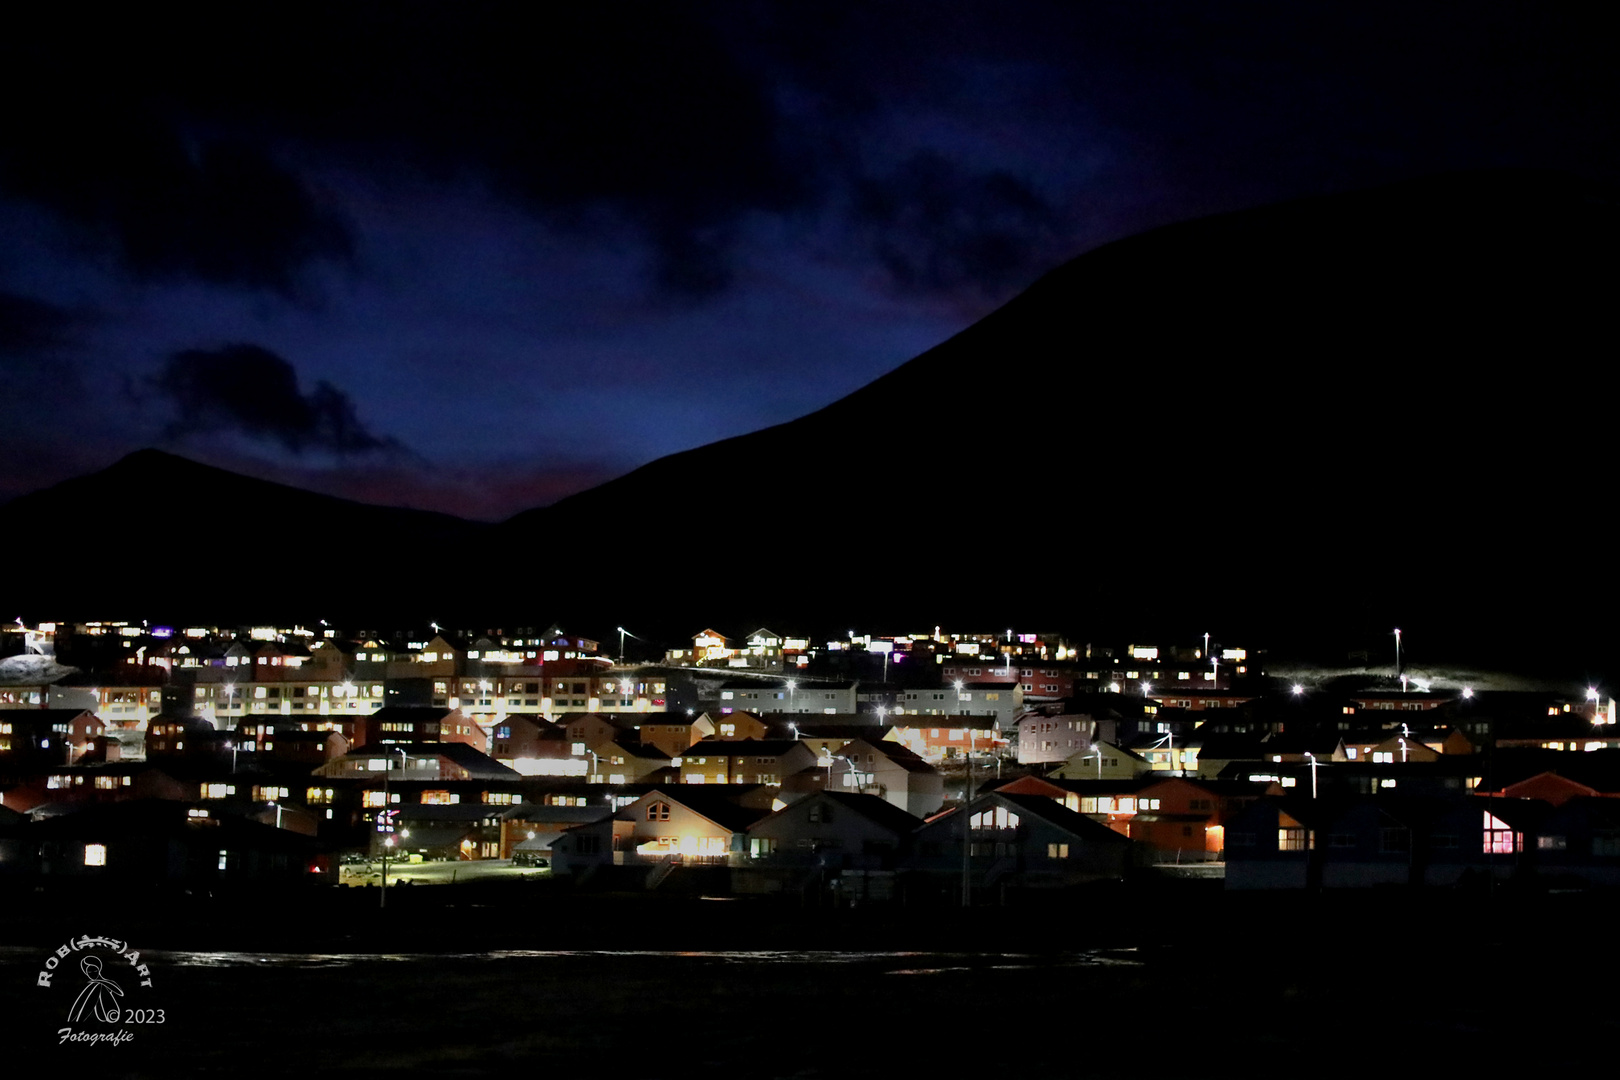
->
xmin=788 ymin=680 xmax=797 ymax=714
xmin=380 ymin=746 xmax=406 ymax=909
xmin=268 ymin=800 xmax=285 ymax=830
xmin=617 ymin=626 xmax=627 ymax=665
xmin=1394 ymin=628 xmax=1402 ymax=678
xmin=1305 ymin=751 xmax=1319 ymax=799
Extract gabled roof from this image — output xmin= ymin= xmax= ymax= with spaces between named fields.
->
xmin=554 ymin=712 xmax=641 ymax=732
xmin=839 ymin=737 xmax=936 ymax=774
xmin=970 ymin=791 xmax=1134 ymax=844
xmin=682 ymin=738 xmax=807 ymax=757
xmin=624 ymin=788 xmax=769 ymax=833
xmin=341 ymin=742 xmax=520 ymax=779
xmin=1000 ymin=776 xmax=1151 ymax=797
xmin=748 ymin=790 xmax=923 ymax=837
xmin=1 ymin=707 xmax=99 ymax=725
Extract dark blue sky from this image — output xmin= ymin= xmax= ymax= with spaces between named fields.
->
xmin=3 ymin=2 xmax=1614 ymax=519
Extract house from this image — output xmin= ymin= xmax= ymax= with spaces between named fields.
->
xmin=1049 ymin=739 xmax=1146 ymax=781
xmin=2 ymin=761 xmax=194 ymax=814
xmin=888 ymin=718 xmax=1002 ymax=763
xmin=1222 ymin=797 xmax=1332 ymax=890
xmin=549 ymin=788 xmax=769 ymax=878
xmin=899 ymin=682 xmax=1022 ymax=729
xmin=735 ymin=629 xmax=786 ymax=672
xmin=557 ymin=712 xmax=641 ymax=755
xmin=29 ymin=799 xmax=320 ymax=886
xmin=144 ymin=714 xmax=232 ymax=768
xmin=737 ymin=791 xmax=922 ymax=899
xmin=227 ymin=722 xmax=349 ymax=768
xmin=367 ymin=706 xmax=487 ymax=751
xmin=1223 ymin=794 xmax=1546 ymax=890
xmin=489 ymin=714 xmax=577 ymax=774
xmin=905 ymin=791 xmax=1133 ymax=896
xmin=312 ymin=742 xmax=522 ymax=784
xmin=1016 ymin=710 xmax=1102 ymax=764
xmin=719 ymin=681 xmax=858 ymax=716
xmin=638 ymin=714 xmax=711 ymax=757
xmin=387 ymin=802 xmax=508 ymax=860
xmin=592 ymin=739 xmax=674 ymax=785
xmin=0 ymin=708 xmax=103 ymax=767
xmin=700 ymin=711 xmax=770 ymax=740
xmin=663 ymin=629 xmax=735 ymax=667
xmin=499 ymin=802 xmax=613 ymax=860
xmin=833 ymin=737 xmax=944 ymax=817
xmin=675 ymin=739 xmax=816 ymax=786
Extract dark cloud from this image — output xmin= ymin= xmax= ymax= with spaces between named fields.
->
xmin=0 ymin=103 xmax=353 ymax=298
xmin=0 ymin=4 xmax=797 ymax=300
xmin=155 ymin=344 xmax=405 ymax=457
xmin=0 ymin=292 xmax=82 ymax=358
xmin=852 ymin=153 xmax=1073 ymax=302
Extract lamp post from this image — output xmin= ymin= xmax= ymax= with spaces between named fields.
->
xmin=617 ymin=626 xmax=627 ymax=664
xmin=1394 ymin=628 xmax=1402 ymax=678
xmin=380 ymin=746 xmax=407 ymax=909
xmin=268 ymin=800 xmax=285 ymax=830
xmin=1305 ymin=751 xmax=1319 ymax=799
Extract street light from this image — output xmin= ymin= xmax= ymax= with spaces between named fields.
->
xmin=1304 ymin=751 xmax=1319 ymax=799
xmin=380 ymin=746 xmax=407 ymax=909
xmin=1394 ymin=628 xmax=1402 ymax=677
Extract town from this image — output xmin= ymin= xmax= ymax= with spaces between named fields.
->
xmin=2 ymin=618 xmax=1616 ymax=903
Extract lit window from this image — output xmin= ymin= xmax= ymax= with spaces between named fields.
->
xmin=84 ymin=844 xmax=107 ymax=866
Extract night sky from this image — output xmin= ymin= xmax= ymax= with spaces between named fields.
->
xmin=3 ymin=3 xmax=1614 ymax=520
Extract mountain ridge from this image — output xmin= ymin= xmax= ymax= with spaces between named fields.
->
xmin=5 ymin=169 xmax=1614 ymax=675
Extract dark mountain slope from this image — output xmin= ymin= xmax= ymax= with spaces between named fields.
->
xmin=503 ymin=170 xmax=1616 ymax=668
xmin=1 ymin=449 xmax=489 ymax=623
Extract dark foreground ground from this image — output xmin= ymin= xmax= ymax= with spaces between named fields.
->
xmin=2 ymin=879 xmax=1613 ymax=1077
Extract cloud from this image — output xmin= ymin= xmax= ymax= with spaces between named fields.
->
xmin=0 ymin=5 xmax=794 ymax=301
xmin=851 ymin=152 xmax=1074 ymax=303
xmin=0 ymin=109 xmax=353 ymax=298
xmin=154 ymin=344 xmax=405 ymax=457
xmin=0 ymin=292 xmax=82 ymax=358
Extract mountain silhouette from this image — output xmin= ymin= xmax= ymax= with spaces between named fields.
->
xmin=6 ymin=171 xmax=1612 ymax=674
